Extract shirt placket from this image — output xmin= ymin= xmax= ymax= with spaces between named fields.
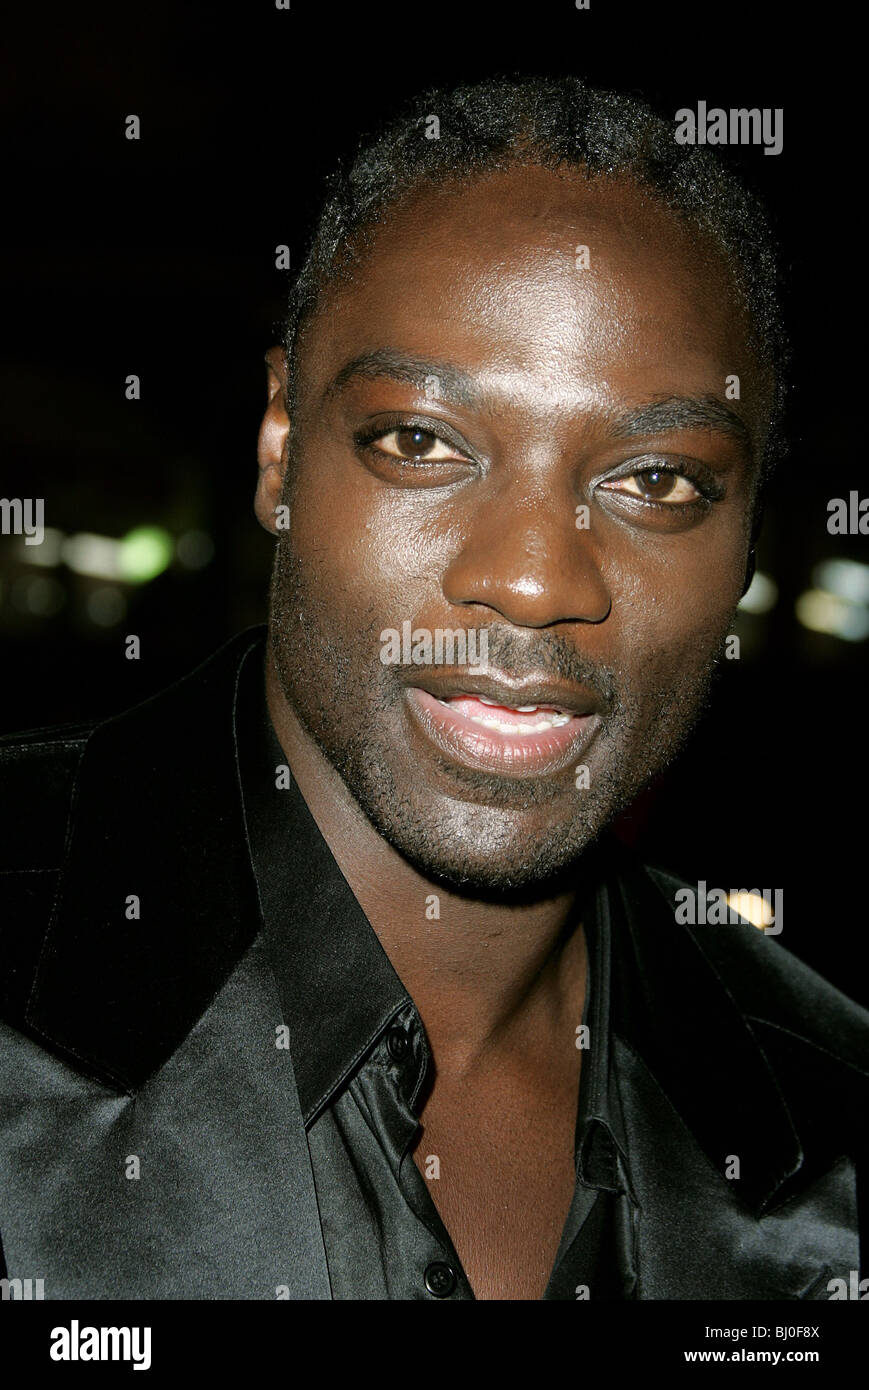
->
xmin=359 ymin=1004 xmax=475 ymax=1300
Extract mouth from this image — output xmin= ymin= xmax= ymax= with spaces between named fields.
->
xmin=404 ymin=675 xmax=602 ymax=778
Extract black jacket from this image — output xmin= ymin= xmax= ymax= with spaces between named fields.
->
xmin=1 ymin=629 xmax=867 ymax=1299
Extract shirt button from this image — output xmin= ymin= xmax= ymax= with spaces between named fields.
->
xmin=387 ymin=1027 xmax=410 ymax=1061
xmin=424 ymin=1261 xmax=457 ymax=1298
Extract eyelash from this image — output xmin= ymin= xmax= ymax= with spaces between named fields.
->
xmin=354 ymin=419 xmax=471 ymax=465
xmin=602 ymin=460 xmax=725 ymax=508
xmin=354 ymin=420 xmax=724 ymax=508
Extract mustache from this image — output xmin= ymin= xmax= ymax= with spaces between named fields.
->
xmin=272 ymin=547 xmax=621 ymax=713
xmin=390 ymin=622 xmax=619 ymax=713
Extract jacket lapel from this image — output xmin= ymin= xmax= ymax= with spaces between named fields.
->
xmin=26 ymin=630 xmax=267 ymax=1089
xmin=3 ymin=629 xmax=331 ymax=1298
xmin=604 ymin=843 xmax=859 ymax=1298
xmin=1 ymin=936 xmax=330 ymax=1298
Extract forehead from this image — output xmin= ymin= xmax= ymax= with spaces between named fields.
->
xmin=298 ymin=164 xmax=759 ymax=421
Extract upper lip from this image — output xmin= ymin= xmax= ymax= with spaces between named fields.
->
xmin=408 ymin=669 xmax=601 ymax=718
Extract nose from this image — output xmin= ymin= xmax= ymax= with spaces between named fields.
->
xmin=441 ymin=481 xmax=611 ymax=628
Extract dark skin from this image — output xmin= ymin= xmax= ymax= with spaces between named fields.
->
xmin=255 ymin=164 xmax=768 ymax=1299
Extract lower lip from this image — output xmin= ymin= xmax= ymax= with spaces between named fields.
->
xmin=405 ymin=688 xmax=598 ymax=777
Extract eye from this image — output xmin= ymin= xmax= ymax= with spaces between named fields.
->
xmin=370 ymin=426 xmax=467 ymax=463
xmin=602 ymin=466 xmax=702 ymax=505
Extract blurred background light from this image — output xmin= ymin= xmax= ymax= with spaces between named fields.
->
xmin=86 ymin=585 xmax=127 ymax=626
xmin=737 ymin=570 xmax=778 ymax=615
xmin=795 ymin=588 xmax=869 ymax=642
xmin=118 ymin=526 xmax=173 ymax=584
xmin=57 ymin=527 xmax=174 ymax=584
xmin=726 ymin=891 xmax=775 ymax=930
xmin=62 ymin=532 xmax=123 ymax=580
xmin=813 ymin=557 xmax=869 ymax=606
xmin=11 ymin=573 xmax=66 ymax=616
xmin=20 ymin=527 xmax=64 ymax=567
xmin=176 ymin=529 xmax=215 ymax=570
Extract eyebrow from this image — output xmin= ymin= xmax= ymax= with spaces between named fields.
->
xmin=325 ymin=349 xmax=478 ymax=406
xmin=326 ymin=349 xmax=753 ymax=455
xmin=609 ymin=396 xmax=753 ymax=455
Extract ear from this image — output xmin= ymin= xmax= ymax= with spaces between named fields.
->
xmin=255 ymin=346 xmax=291 ymax=534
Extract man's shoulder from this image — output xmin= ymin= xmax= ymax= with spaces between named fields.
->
xmin=0 ymin=720 xmax=98 ymax=1031
xmin=0 ymin=719 xmax=96 ymax=872
xmin=0 ymin=628 xmax=264 ymax=875
xmin=0 ymin=629 xmax=266 ymax=1037
xmin=640 ymin=858 xmax=869 ymax=1087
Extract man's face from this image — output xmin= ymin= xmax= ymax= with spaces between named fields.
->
xmin=264 ymin=164 xmax=765 ymax=892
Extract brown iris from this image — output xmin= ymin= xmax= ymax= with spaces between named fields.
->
xmin=634 ymin=468 xmax=677 ymax=500
xmin=395 ymin=427 xmax=438 ymax=457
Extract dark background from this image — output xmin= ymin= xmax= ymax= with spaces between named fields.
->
xmin=2 ymin=2 xmax=865 ymax=1002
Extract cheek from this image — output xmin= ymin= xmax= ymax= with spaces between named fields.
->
xmin=603 ymin=524 xmax=747 ymax=672
xmin=285 ymin=462 xmax=439 ymax=633
xmin=290 ymin=445 xmax=466 ymax=604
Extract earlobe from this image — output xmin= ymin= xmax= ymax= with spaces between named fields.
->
xmin=255 ymin=348 xmax=291 ymax=535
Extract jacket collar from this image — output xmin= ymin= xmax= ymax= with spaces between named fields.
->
xmin=603 ymin=836 xmax=803 ymax=1215
xmin=26 ymin=626 xmax=803 ymax=1212
xmin=26 ymin=627 xmax=268 ymax=1092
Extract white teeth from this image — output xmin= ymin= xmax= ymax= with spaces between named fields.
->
xmin=436 ymin=693 xmax=574 ymax=731
xmin=467 ymin=712 xmax=572 ymax=733
xmin=475 ymin=696 xmax=540 ymax=714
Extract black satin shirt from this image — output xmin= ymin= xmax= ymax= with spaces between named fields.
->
xmin=236 ymin=646 xmax=637 ymax=1300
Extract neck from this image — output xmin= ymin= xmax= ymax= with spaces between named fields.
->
xmin=265 ymin=659 xmax=589 ymax=1074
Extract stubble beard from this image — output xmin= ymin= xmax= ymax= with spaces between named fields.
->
xmin=269 ymin=537 xmax=731 ymax=897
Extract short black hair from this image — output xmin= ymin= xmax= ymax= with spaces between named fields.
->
xmin=282 ymin=74 xmax=788 ymax=497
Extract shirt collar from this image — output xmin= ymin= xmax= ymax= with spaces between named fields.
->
xmin=236 ymin=638 xmax=629 ymax=1184
xmin=236 ymin=639 xmax=411 ymax=1126
xmin=575 ymin=876 xmax=632 ymax=1192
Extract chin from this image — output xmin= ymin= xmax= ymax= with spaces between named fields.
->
xmin=374 ymin=813 xmax=602 ymax=899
